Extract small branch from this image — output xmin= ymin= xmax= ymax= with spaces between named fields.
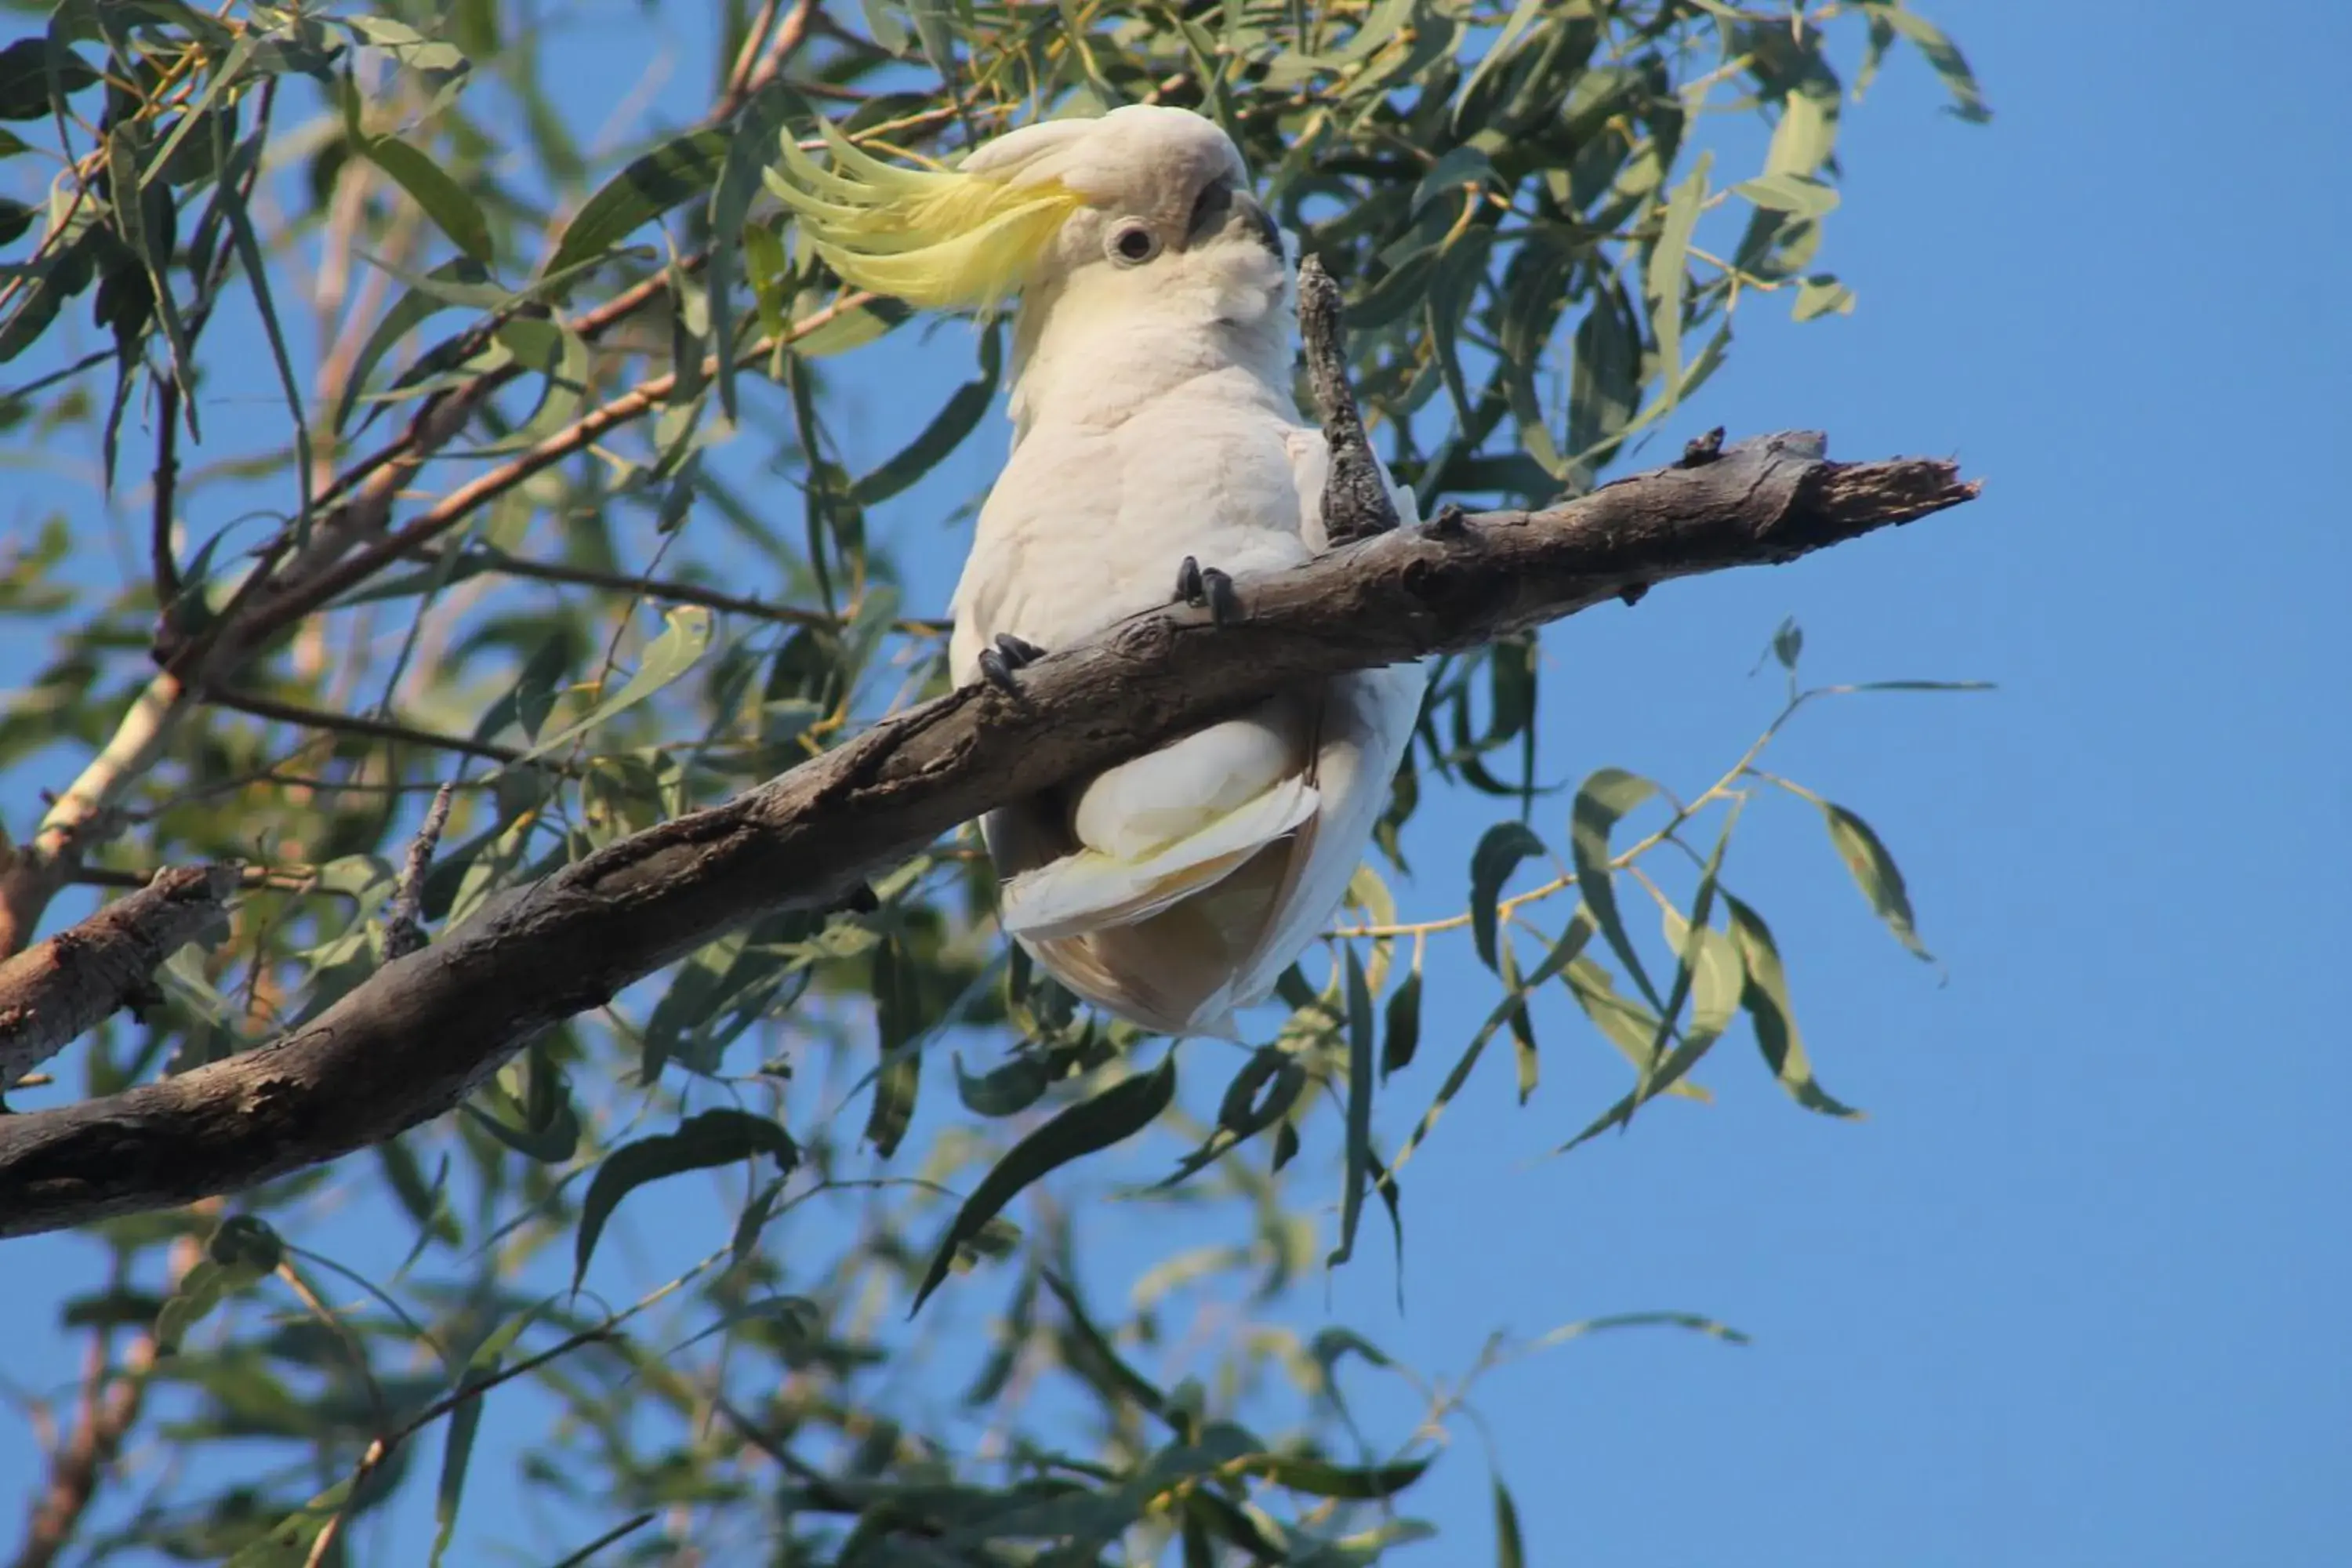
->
xmin=384 ymin=784 xmax=455 ymax=960
xmin=9 ymin=1233 xmax=198 ymax=1568
xmin=236 ymin=296 xmax=872 ymax=650
xmin=723 ymin=0 xmax=820 ymax=113
xmin=0 ymin=675 xmax=186 ymax=957
xmin=205 ymin=688 xmax=523 ymax=765
xmin=0 ymin=864 xmax=236 ymax=1093
xmin=1297 ymin=254 xmax=1400 ymax=546
xmin=410 ymin=548 xmax=840 ymax=629
xmin=149 ymin=379 xmax=182 ymax=615
xmin=0 ymin=432 xmax=1978 ymax=1236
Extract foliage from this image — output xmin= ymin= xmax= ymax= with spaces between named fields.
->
xmin=0 ymin=0 xmax=1982 ymax=1562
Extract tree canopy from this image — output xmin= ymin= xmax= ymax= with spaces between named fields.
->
xmin=0 ymin=1 xmax=1982 ymax=1562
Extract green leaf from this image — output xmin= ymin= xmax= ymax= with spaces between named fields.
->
xmin=0 ymin=38 xmax=97 ymax=121
xmin=1771 ymin=615 xmax=1803 ymax=672
xmin=1645 ymin=150 xmax=1711 ymax=408
xmin=332 ymin=256 xmax=490 ymax=434
xmin=1501 ymin=939 xmax=1538 ymax=1103
xmin=1561 ymin=918 xmax=1740 ymax=1153
xmin=574 ymin=1109 xmax=797 ymax=1290
xmin=1411 ymin=147 xmax=1496 ymax=215
xmin=865 ymin=936 xmax=923 ymax=1157
xmin=428 ymin=1374 xmax=485 ymax=1567
xmin=1566 ymin=278 xmax=1639 ymax=468
xmin=1494 ymin=1473 xmax=1526 ymax=1568
xmin=1567 ymin=768 xmax=1664 ymax=1008
xmin=1391 ymin=913 xmax=1593 ymax=1174
xmin=1162 ymin=1047 xmax=1307 ymax=1187
xmin=1252 ymin=1450 xmax=1433 ymax=1501
xmin=545 ymin=128 xmax=730 ymax=279
xmin=1724 ymin=892 xmax=1861 ymax=1117
xmin=1468 ymin=820 xmax=1547 ymax=971
xmin=1833 ymin=679 xmax=1997 ymax=695
xmin=1040 ymin=1270 xmax=1180 ymax=1431
xmin=1792 ymin=274 xmax=1857 ymax=321
xmin=1632 ymin=818 xmax=1731 ymax=1115
xmin=850 ymin=321 xmax=1000 ymax=504
xmin=1733 ymin=172 xmax=1840 ymax=217
xmin=709 ymin=82 xmax=799 ymax=420
xmin=1381 ymin=963 xmax=1421 ymax=1078
xmin=361 ymin=136 xmax=493 ymax=264
xmin=218 ymin=158 xmax=312 ymax=519
xmin=1329 ymin=944 xmax=1377 ymax=1269
xmin=1866 ymin=2 xmax=1993 ymax=122
xmin=911 ymin=1054 xmax=1178 ymax=1314
xmin=954 ymin=1051 xmax=1051 ymax=1117
xmin=1451 ymin=0 xmax=1547 ymax=127
xmin=474 ymin=315 xmax=590 ymax=453
xmin=344 ymin=15 xmax=467 ymax=73
xmin=511 ymin=604 xmax=713 ymax=763
xmin=545 ymin=1515 xmax=658 ymax=1568
xmin=1820 ymin=800 xmax=1933 ymax=960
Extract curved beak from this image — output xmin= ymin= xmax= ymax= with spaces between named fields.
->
xmin=1184 ymin=179 xmax=1283 ymax=257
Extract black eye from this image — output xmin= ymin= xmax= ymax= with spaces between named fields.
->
xmin=1109 ymin=223 xmax=1160 ymax=266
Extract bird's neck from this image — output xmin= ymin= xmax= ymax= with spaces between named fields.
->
xmin=1007 ymin=289 xmax=1295 ymax=439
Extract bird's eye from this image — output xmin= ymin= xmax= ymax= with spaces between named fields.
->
xmin=1108 ymin=223 xmax=1161 ymax=266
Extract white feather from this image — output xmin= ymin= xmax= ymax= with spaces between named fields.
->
xmin=937 ymin=107 xmax=1429 ymax=1039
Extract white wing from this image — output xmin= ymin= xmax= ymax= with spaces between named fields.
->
xmin=976 ymin=424 xmax=1425 ymax=1036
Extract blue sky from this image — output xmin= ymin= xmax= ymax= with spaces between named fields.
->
xmin=4 ymin=3 xmax=2350 ymax=1564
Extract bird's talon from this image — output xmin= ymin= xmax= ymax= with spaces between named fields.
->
xmin=1174 ymin=556 xmax=1242 ymax=626
xmin=995 ymin=633 xmax=1045 ymax=669
xmin=1201 ymin=566 xmax=1241 ymax=627
xmin=979 ymin=633 xmax=1047 ymax=693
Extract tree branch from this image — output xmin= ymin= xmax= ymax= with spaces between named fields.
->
xmin=0 ymin=432 xmax=1976 ymax=1237
xmin=0 ymin=865 xmax=237 ymax=1093
xmin=1297 ymin=254 xmax=1399 ymax=546
xmin=204 ymin=688 xmax=524 ymax=765
xmin=0 ymin=29 xmax=839 ymax=958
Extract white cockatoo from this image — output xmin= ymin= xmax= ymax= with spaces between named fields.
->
xmin=772 ymin=105 xmax=1428 ymax=1039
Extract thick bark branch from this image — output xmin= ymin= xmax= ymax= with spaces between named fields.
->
xmin=0 ymin=432 xmax=1977 ymax=1237
xmin=0 ymin=865 xmax=236 ymax=1093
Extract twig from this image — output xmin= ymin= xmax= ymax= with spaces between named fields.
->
xmin=724 ymin=0 xmax=821 ymax=112
xmin=0 ymin=864 xmax=237 ymax=1092
xmin=67 ymin=863 xmax=314 ymax=894
xmin=408 ymin=548 xmax=840 ymax=629
xmin=9 ymin=1232 xmax=200 ymax=1568
xmin=0 ymin=432 xmax=1980 ymax=1236
xmin=236 ymin=295 xmax=873 ymax=649
xmin=1297 ymin=254 xmax=1400 ymax=546
xmin=0 ymin=17 xmax=851 ymax=960
xmin=149 ymin=379 xmax=182 ymax=614
xmin=204 ymin=688 xmax=524 ymax=765
xmin=384 ymin=783 xmax=455 ymax=960
xmin=303 ymin=1272 xmax=691 ymax=1564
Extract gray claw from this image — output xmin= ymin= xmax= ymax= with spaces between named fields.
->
xmin=978 ymin=633 xmax=1046 ymax=693
xmin=1174 ymin=555 xmax=1242 ymax=627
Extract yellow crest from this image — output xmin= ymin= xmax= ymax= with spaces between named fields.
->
xmin=765 ymin=120 xmax=1085 ymax=311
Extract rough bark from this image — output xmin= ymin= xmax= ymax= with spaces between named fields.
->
xmin=0 ymin=432 xmax=1978 ymax=1238
xmin=0 ymin=865 xmax=237 ymax=1093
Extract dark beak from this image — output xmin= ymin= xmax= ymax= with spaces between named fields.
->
xmin=1229 ymin=189 xmax=1283 ymax=256
xmin=1185 ymin=179 xmax=1283 ymax=256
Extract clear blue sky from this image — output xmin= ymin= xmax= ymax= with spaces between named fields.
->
xmin=4 ymin=4 xmax=2350 ymax=1564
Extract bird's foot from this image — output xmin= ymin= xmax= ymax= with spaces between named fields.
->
xmin=1173 ymin=555 xmax=1243 ymax=628
xmin=978 ymin=633 xmax=1047 ymax=693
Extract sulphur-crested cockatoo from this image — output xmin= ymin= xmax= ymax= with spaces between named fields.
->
xmin=771 ymin=105 xmax=1428 ymax=1039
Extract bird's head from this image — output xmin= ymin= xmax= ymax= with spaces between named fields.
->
xmin=768 ymin=105 xmax=1288 ymax=329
